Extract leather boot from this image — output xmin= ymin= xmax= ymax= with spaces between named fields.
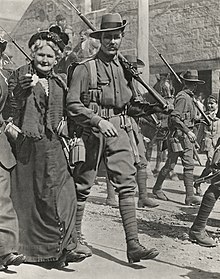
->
xmin=127 ymin=239 xmax=159 ymax=263
xmin=74 ymin=233 xmax=92 ymax=257
xmin=189 ymin=230 xmax=217 ymax=247
xmin=137 ymin=168 xmax=159 ymax=208
xmin=0 ymin=253 xmax=26 ymax=268
xmin=184 ymin=170 xmax=201 ymax=205
xmin=189 ymin=184 xmax=220 ymax=247
xmin=106 ymin=176 xmax=117 ymax=207
xmin=152 ymin=165 xmax=170 ymax=200
xmin=75 ymin=202 xmax=92 ymax=257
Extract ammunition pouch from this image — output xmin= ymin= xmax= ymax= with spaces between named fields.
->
xmin=69 ymin=137 xmax=86 ymax=167
xmin=57 ymin=118 xmax=86 ymax=169
xmin=169 ymin=137 xmax=183 ymax=152
xmin=169 ymin=131 xmax=183 ymax=153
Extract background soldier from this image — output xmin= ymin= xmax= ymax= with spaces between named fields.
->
xmin=189 ymin=137 xmax=220 ymax=247
xmin=194 ymin=95 xmax=220 ymax=195
xmin=152 ymin=70 xmax=204 ymax=205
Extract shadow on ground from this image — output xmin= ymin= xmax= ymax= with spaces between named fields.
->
xmin=91 ymin=247 xmax=147 ymax=269
xmin=156 ymin=258 xmax=220 ymax=279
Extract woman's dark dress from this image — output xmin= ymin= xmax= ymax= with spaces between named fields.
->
xmin=8 ymin=64 xmax=76 ymax=262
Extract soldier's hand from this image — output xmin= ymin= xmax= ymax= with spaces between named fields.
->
xmin=98 ymin=119 xmax=118 ymax=137
xmin=187 ymin=130 xmax=197 ymax=142
xmin=164 ymin=102 xmax=174 ymax=114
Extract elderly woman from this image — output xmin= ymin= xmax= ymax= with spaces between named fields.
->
xmin=7 ymin=30 xmax=84 ymax=268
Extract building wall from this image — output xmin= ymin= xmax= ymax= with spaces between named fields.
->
xmin=149 ymin=0 xmax=220 ymax=95
xmin=8 ymin=0 xmax=139 ymax=67
xmin=7 ymin=0 xmax=220 ymax=95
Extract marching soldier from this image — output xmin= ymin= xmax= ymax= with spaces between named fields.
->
xmin=194 ymin=95 xmax=220 ymax=195
xmin=189 ymin=137 xmax=220 ymax=247
xmin=152 ymin=70 xmax=204 ymax=205
xmin=67 ymin=13 xmax=172 ymax=262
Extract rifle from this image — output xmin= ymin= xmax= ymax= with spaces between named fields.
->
xmin=149 ymin=40 xmax=211 ymax=127
xmin=149 ymin=40 xmax=182 ymax=85
xmin=66 ymin=0 xmax=168 ymax=109
xmin=195 ymin=170 xmax=220 ymax=184
xmin=193 ymin=141 xmax=202 ymax=166
xmin=0 ymin=25 xmax=32 ymax=62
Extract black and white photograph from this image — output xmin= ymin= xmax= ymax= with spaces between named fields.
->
xmin=0 ymin=0 xmax=220 ymax=278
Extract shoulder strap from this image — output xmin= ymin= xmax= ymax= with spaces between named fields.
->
xmin=67 ymin=55 xmax=97 ymax=89
xmin=87 ymin=60 xmax=97 ymax=89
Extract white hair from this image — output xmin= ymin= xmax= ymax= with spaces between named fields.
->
xmin=30 ymin=39 xmax=62 ymax=59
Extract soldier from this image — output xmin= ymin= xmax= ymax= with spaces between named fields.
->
xmin=66 ymin=13 xmax=172 ymax=263
xmin=152 ymin=69 xmax=204 ymax=205
xmin=194 ymin=95 xmax=220 ymax=195
xmin=0 ymin=38 xmax=25 ymax=270
xmin=189 ymin=137 xmax=220 ymax=247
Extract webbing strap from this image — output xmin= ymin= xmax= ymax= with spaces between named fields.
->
xmin=87 ymin=60 xmax=97 ymax=89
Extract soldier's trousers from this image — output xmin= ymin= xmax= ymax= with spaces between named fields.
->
xmin=154 ymin=135 xmax=194 ymax=195
xmin=74 ymin=116 xmax=138 ymax=201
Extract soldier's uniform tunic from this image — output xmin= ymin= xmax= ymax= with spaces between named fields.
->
xmin=67 ymin=50 xmax=145 ymax=201
xmin=153 ymin=88 xmax=197 ymax=199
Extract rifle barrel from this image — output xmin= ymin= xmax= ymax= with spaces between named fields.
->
xmin=0 ymin=25 xmax=31 ymax=61
xmin=66 ymin=0 xmax=169 ymax=109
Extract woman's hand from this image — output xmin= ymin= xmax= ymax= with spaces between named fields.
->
xmin=19 ymin=74 xmax=38 ymax=90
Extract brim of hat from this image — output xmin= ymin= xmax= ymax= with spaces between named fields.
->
xmin=89 ymin=21 xmax=127 ymax=39
xmin=180 ymin=74 xmax=205 ymax=84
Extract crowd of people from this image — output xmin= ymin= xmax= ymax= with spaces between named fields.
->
xmin=0 ymin=11 xmax=219 ymax=272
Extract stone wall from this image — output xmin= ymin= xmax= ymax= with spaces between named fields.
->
xmin=149 ymin=0 xmax=220 ymax=95
xmin=149 ymin=0 xmax=220 ymax=71
xmin=7 ymin=0 xmax=220 ymax=95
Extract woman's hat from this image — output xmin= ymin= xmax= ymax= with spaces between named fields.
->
xmin=123 ymin=55 xmax=145 ymax=68
xmin=0 ymin=37 xmax=7 ymax=52
xmin=180 ymin=69 xmax=205 ymax=84
xmin=28 ymin=26 xmax=69 ymax=52
xmin=90 ymin=13 xmax=127 ymax=39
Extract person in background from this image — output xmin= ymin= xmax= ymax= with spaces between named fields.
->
xmin=7 ymin=30 xmax=86 ymax=268
xmin=67 ymin=13 xmax=172 ymax=263
xmin=194 ymin=95 xmax=220 ymax=195
xmin=72 ymin=29 xmax=100 ymax=62
xmin=55 ymin=14 xmax=73 ymax=46
xmin=152 ymin=70 xmax=204 ymax=206
xmin=189 ymin=137 xmax=220 ymax=247
xmin=0 ymin=37 xmax=26 ymax=271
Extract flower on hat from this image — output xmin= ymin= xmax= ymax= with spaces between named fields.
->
xmin=28 ymin=26 xmax=69 ymax=52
